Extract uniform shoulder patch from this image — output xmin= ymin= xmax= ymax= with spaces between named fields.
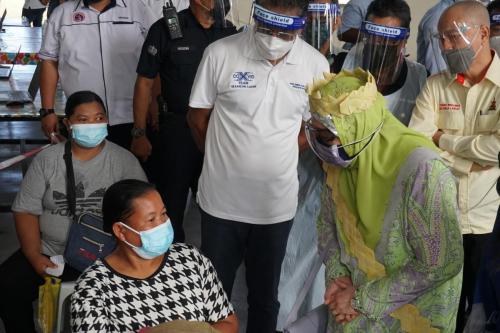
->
xmin=147 ymin=45 xmax=158 ymax=56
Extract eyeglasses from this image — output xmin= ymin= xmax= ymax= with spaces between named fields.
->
xmin=255 ymin=25 xmax=298 ymax=42
xmin=432 ymin=24 xmax=481 ymax=47
xmin=305 ymin=118 xmax=338 ymax=145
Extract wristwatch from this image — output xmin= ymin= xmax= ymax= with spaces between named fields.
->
xmin=131 ymin=127 xmax=146 ymax=138
xmin=39 ymin=108 xmax=55 ymax=118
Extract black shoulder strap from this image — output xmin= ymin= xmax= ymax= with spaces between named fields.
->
xmin=63 ymin=141 xmax=77 ymax=217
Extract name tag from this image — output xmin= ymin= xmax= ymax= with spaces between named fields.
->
xmin=439 ymin=103 xmax=461 ymax=111
xmin=289 ymin=82 xmax=306 ymax=90
xmin=177 ymin=46 xmax=190 ymax=51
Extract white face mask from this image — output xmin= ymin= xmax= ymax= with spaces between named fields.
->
xmin=491 ymin=36 xmax=500 ymax=55
xmin=254 ymin=31 xmax=294 ymax=61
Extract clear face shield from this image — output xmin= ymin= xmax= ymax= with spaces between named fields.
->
xmin=198 ymin=0 xmax=240 ymax=28
xmin=304 ymin=2 xmax=341 ymax=55
xmin=490 ymin=13 xmax=500 ymax=54
xmin=432 ymin=21 xmax=484 ymax=76
xmin=304 ymin=113 xmax=383 ymax=167
xmin=352 ymin=21 xmax=409 ymax=88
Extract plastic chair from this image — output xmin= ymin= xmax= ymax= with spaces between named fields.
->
xmin=55 ymin=281 xmax=76 ymax=333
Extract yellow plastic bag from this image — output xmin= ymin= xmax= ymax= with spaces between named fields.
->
xmin=38 ymin=276 xmax=61 ymax=333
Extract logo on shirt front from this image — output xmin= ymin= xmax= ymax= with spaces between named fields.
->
xmin=231 ymin=71 xmax=256 ymax=88
xmin=51 ymin=183 xmax=105 ymax=217
xmin=73 ymin=12 xmax=86 ymax=23
xmin=489 ymin=98 xmax=497 ymax=111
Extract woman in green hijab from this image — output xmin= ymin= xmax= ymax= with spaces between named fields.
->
xmin=306 ymin=69 xmax=463 ymax=332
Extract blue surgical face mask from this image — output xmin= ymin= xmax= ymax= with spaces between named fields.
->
xmin=119 ymin=220 xmax=174 ymax=259
xmin=70 ymin=123 xmax=108 ymax=148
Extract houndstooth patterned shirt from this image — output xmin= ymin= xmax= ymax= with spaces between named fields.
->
xmin=71 ymin=243 xmax=233 ymax=333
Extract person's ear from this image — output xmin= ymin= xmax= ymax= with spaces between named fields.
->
xmin=480 ymin=24 xmax=490 ymax=43
xmin=63 ymin=118 xmax=71 ymax=133
xmin=112 ymin=222 xmax=127 ymax=242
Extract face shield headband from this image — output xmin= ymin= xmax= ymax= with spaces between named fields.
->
xmin=307 ymin=3 xmax=340 ymax=15
xmin=360 ymin=21 xmax=410 ymax=40
xmin=253 ymin=3 xmax=306 ymax=30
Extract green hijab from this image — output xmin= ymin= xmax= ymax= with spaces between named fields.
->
xmin=308 ymin=69 xmax=437 ymax=249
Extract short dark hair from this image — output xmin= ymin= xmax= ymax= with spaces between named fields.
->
xmin=256 ymin=0 xmax=308 ymax=15
xmin=65 ymin=90 xmax=106 ymax=118
xmin=488 ymin=0 xmax=500 ymax=14
xmin=102 ymin=179 xmax=156 ymax=233
xmin=366 ymin=0 xmax=411 ymax=29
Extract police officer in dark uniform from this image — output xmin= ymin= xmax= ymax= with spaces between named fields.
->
xmin=132 ymin=0 xmax=236 ymax=242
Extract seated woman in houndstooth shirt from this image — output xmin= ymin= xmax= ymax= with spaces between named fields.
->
xmin=70 ymin=179 xmax=238 ymax=333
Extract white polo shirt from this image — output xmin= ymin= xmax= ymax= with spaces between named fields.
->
xmin=189 ymin=29 xmax=329 ymax=224
xmin=40 ymin=0 xmax=156 ymax=126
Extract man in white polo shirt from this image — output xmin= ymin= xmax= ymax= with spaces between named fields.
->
xmin=408 ymin=1 xmax=500 ymax=330
xmin=39 ymin=0 xmax=156 ymax=149
xmin=187 ymin=0 xmax=329 ymax=331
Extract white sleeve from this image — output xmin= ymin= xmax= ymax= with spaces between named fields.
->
xmin=140 ymin=0 xmax=158 ymax=33
xmin=39 ymin=8 xmax=61 ymax=60
xmin=189 ymin=47 xmax=218 ymax=109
